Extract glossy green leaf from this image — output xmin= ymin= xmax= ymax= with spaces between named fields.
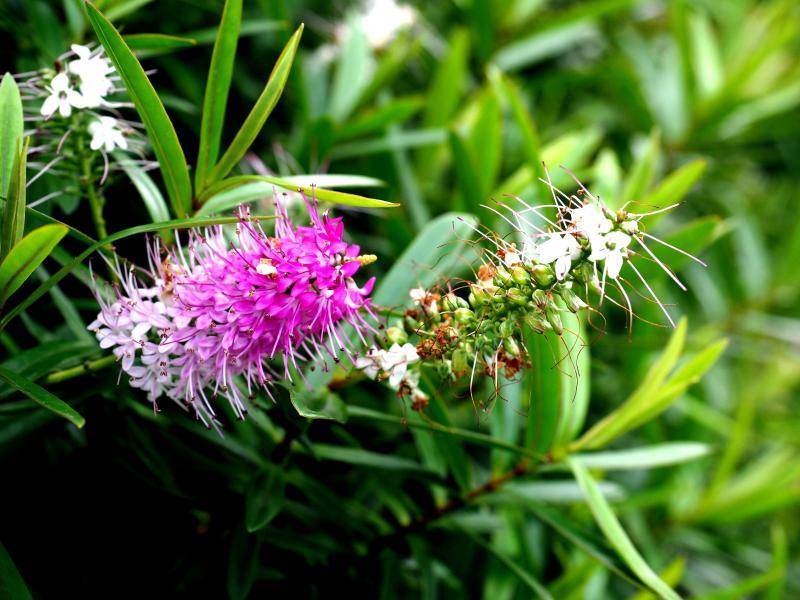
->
xmin=312 ymin=444 xmax=436 ymax=475
xmin=245 ymin=466 xmax=286 ymax=532
xmin=206 ymin=25 xmax=303 ymax=186
xmin=115 ymin=154 xmax=171 ymax=223
xmin=573 ymin=442 xmax=712 ymax=471
xmin=337 ymin=96 xmax=423 ymax=141
xmin=124 ymin=33 xmax=197 ymax=52
xmin=0 ymin=364 xmax=85 ymax=428
xmin=620 ymin=129 xmax=660 ymax=206
xmin=329 ymin=17 xmax=373 ymax=122
xmin=1 ymin=137 xmax=28 ymax=259
xmin=195 ymin=0 xmax=242 ymax=190
xmin=373 ymin=212 xmax=478 ymax=306
xmin=640 ymin=159 xmax=706 ymax=219
xmin=569 ymin=459 xmax=681 ymax=599
xmin=198 ymin=174 xmax=397 ymax=209
xmin=0 ymin=542 xmax=31 ymax=600
xmin=0 ymin=73 xmax=23 ymax=202
xmin=0 ymin=224 xmax=67 ymax=307
xmin=448 ymin=129 xmax=483 ymax=212
xmin=85 ymin=1 xmax=192 ymax=218
xmin=289 ymin=387 xmax=348 ymax=423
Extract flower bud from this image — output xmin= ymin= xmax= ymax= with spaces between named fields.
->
xmin=503 ymin=336 xmax=521 ymax=357
xmin=451 ymin=348 xmax=468 ymax=374
xmin=511 ymin=265 xmax=530 ymax=286
xmin=405 ymin=314 xmax=421 ymax=330
xmin=494 ymin=266 xmax=514 ymax=287
xmin=454 ymin=307 xmax=475 ymax=324
xmin=506 ymin=288 xmax=528 ymax=306
xmin=531 ymin=289 xmax=548 ymax=307
xmin=468 ymin=291 xmax=479 ymax=307
xmin=441 ymin=293 xmax=458 ymax=312
xmin=545 ymin=306 xmax=563 ymax=335
xmin=499 ymin=320 xmax=515 ymax=338
xmin=530 ymin=264 xmax=555 ymax=287
xmin=555 ymin=286 xmax=587 ymax=313
xmin=386 ymin=326 xmax=408 ymax=345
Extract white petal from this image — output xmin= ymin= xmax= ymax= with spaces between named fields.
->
xmin=58 ymin=100 xmax=71 ymax=118
xmin=555 ymin=256 xmax=571 ymax=280
xmin=51 ymin=73 xmax=69 ymax=91
xmin=40 ymin=95 xmax=59 ymax=116
xmin=606 ymin=252 xmax=625 ymax=279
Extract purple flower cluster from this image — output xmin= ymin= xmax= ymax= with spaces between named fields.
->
xmin=89 ymin=196 xmax=375 ymax=425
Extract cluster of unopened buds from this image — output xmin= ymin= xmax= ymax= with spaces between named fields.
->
xmin=89 ymin=196 xmax=376 ymax=428
xmin=355 ymin=177 xmax=704 ymax=409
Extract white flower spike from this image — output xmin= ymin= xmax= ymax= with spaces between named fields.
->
xmin=40 ymin=72 xmax=85 ymax=118
xmin=89 ymin=116 xmax=128 ymax=152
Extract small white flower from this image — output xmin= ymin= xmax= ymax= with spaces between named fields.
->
xmin=69 ymin=44 xmax=114 ymax=107
xmin=339 ymin=0 xmax=417 ymax=49
xmin=502 ymin=248 xmax=522 ymax=267
xmin=40 ymin=72 xmax=85 ymax=118
xmin=354 ymin=343 xmax=419 ymax=388
xmin=571 ymin=204 xmax=612 ymax=239
xmin=89 ymin=116 xmax=128 ymax=152
xmin=534 ymin=233 xmax=582 ymax=280
xmin=589 ymin=231 xmax=632 ymax=279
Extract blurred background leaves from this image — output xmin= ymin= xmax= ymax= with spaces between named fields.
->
xmin=1 ymin=0 xmax=799 ymax=597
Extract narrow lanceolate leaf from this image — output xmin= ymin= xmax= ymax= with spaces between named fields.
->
xmin=245 ymin=467 xmax=285 ymax=532
xmin=640 ymin=159 xmax=707 ymax=221
xmin=0 ymin=224 xmax=67 ymax=307
xmin=0 ymin=542 xmax=32 ymax=600
xmin=573 ymin=442 xmax=712 ymax=471
xmin=0 ymin=364 xmax=85 ymax=428
xmin=205 ymin=25 xmax=304 ymax=187
xmin=198 ymin=175 xmax=398 ymax=209
xmin=85 ymin=1 xmax=192 ymax=218
xmin=195 ymin=0 xmax=242 ymax=190
xmin=569 ymin=459 xmax=682 ymax=600
xmin=0 ymin=73 xmax=23 ymax=201
xmin=1 ymin=138 xmax=28 ymax=259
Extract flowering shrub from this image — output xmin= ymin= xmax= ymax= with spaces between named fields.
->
xmin=1 ymin=1 xmax=797 ymax=598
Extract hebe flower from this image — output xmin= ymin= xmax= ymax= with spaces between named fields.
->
xmin=89 ymin=195 xmax=375 ymax=426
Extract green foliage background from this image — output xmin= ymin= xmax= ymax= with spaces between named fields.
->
xmin=1 ymin=0 xmax=799 ymax=597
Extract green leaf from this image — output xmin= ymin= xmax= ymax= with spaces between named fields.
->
xmin=569 ymin=459 xmax=681 ymax=600
xmin=573 ymin=442 xmax=712 ymax=471
xmin=619 ymin=129 xmax=660 ymax=207
xmin=312 ymin=444 xmax=437 ymax=475
xmin=0 ymin=542 xmax=31 ymax=600
xmin=289 ymin=387 xmax=348 ymax=423
xmin=104 ymin=0 xmax=154 ymax=21
xmin=571 ymin=319 xmax=689 ymax=450
xmin=448 ymin=129 xmax=483 ymax=212
xmin=336 ymin=96 xmax=423 ymax=141
xmin=1 ymin=137 xmax=28 ymax=259
xmin=245 ymin=466 xmax=286 ymax=532
xmin=374 ymin=212 xmax=478 ymax=306
xmin=124 ymin=33 xmax=197 ymax=52
xmin=0 ymin=364 xmax=85 ymax=428
xmin=640 ymin=159 xmax=706 ymax=220
xmin=198 ymin=174 xmax=397 ymax=209
xmin=205 ymin=25 xmax=303 ymax=187
xmin=0 ymin=224 xmax=67 ymax=307
xmin=0 ymin=215 xmax=274 ymax=330
xmin=0 ymin=73 xmax=23 ymax=202
xmin=114 ymin=154 xmax=171 ymax=223
xmin=195 ymin=0 xmax=242 ymax=190
xmin=493 ymin=22 xmax=597 ymax=71
xmin=85 ymin=1 xmax=192 ymax=218
xmin=329 ymin=17 xmax=374 ymax=122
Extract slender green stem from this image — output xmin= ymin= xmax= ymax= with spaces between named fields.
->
xmin=44 ymin=354 xmax=117 ymax=384
xmin=77 ymin=133 xmax=108 ymax=241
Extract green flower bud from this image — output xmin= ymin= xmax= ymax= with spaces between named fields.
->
xmin=454 ymin=307 xmax=475 ymax=324
xmin=452 ymin=348 xmax=468 ymax=374
xmin=386 ymin=326 xmax=408 ymax=345
xmin=530 ymin=264 xmax=555 ymax=287
xmin=531 ymin=289 xmax=548 ymax=307
xmin=494 ymin=266 xmax=514 ymax=287
xmin=526 ymin=314 xmax=552 ymax=333
xmin=511 ymin=266 xmax=530 ymax=286
xmin=506 ymin=288 xmax=528 ymax=306
xmin=545 ymin=306 xmax=563 ymax=335
xmin=503 ymin=336 xmax=521 ymax=357
xmin=468 ymin=291 xmax=479 ymax=307
xmin=499 ymin=320 xmax=515 ymax=338
xmin=405 ymin=315 xmax=421 ymax=330
xmin=455 ymin=295 xmax=470 ymax=309
xmin=555 ymin=286 xmax=587 ymax=313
